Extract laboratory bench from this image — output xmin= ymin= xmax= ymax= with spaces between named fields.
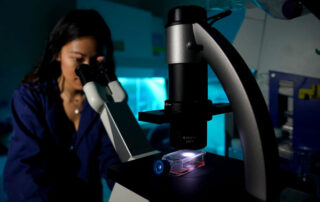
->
xmin=108 ymin=152 xmax=320 ymax=201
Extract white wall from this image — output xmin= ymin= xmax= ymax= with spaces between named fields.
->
xmin=259 ymin=13 xmax=320 ymax=78
xmin=233 ymin=7 xmax=320 ymax=104
xmin=233 ymin=8 xmax=266 ymax=70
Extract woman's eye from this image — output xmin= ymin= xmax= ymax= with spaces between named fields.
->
xmin=74 ymin=57 xmax=84 ymax=63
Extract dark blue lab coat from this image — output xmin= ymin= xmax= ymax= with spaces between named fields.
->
xmin=4 ymin=79 xmax=120 ymax=202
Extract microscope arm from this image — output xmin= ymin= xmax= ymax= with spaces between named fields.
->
xmin=193 ymin=23 xmax=279 ymax=201
xmin=107 ymin=80 xmax=127 ymax=103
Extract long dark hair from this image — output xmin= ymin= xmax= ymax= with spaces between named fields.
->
xmin=23 ymin=9 xmax=115 ymax=85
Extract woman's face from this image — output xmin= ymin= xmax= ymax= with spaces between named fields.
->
xmin=57 ymin=36 xmax=98 ymax=91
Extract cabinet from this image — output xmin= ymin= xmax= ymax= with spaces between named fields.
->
xmin=269 ymin=71 xmax=320 ymax=195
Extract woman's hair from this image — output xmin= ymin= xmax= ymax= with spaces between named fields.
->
xmin=22 ymin=9 xmax=115 ymax=84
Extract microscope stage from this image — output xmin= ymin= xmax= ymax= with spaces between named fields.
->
xmin=108 ymin=152 xmax=252 ymax=201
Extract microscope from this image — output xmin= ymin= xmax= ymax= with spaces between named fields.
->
xmin=76 ymin=5 xmax=280 ymax=202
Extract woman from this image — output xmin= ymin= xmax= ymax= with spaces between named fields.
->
xmin=4 ymin=10 xmax=120 ymax=202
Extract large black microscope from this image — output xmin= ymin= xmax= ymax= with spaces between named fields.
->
xmin=77 ymin=5 xmax=280 ymax=202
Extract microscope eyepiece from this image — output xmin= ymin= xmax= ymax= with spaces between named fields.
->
xmin=167 ymin=6 xmax=207 ymax=26
xmin=75 ymin=64 xmax=95 ymax=86
xmin=76 ymin=60 xmax=117 ymax=86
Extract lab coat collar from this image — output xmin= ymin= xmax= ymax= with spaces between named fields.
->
xmin=47 ymin=79 xmax=100 ymax=149
xmin=75 ymin=98 xmax=100 ymax=147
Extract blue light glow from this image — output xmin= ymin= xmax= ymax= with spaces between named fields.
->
xmin=118 ymin=77 xmax=167 ymax=121
xmin=205 ymin=80 xmax=229 ymax=156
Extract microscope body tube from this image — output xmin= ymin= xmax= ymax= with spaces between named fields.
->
xmin=167 ymin=62 xmax=208 ymax=149
xmin=166 ymin=23 xmax=208 ymax=149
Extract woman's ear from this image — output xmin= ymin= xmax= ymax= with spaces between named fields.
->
xmin=56 ymin=52 xmax=61 ymax=61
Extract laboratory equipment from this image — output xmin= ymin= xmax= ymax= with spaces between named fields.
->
xmin=76 ymin=62 xmax=158 ymax=162
xmin=77 ymin=5 xmax=279 ymax=202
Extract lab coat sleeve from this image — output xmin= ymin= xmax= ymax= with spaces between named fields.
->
xmin=4 ymin=87 xmax=50 ymax=202
xmin=98 ymin=129 xmax=120 ymax=189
